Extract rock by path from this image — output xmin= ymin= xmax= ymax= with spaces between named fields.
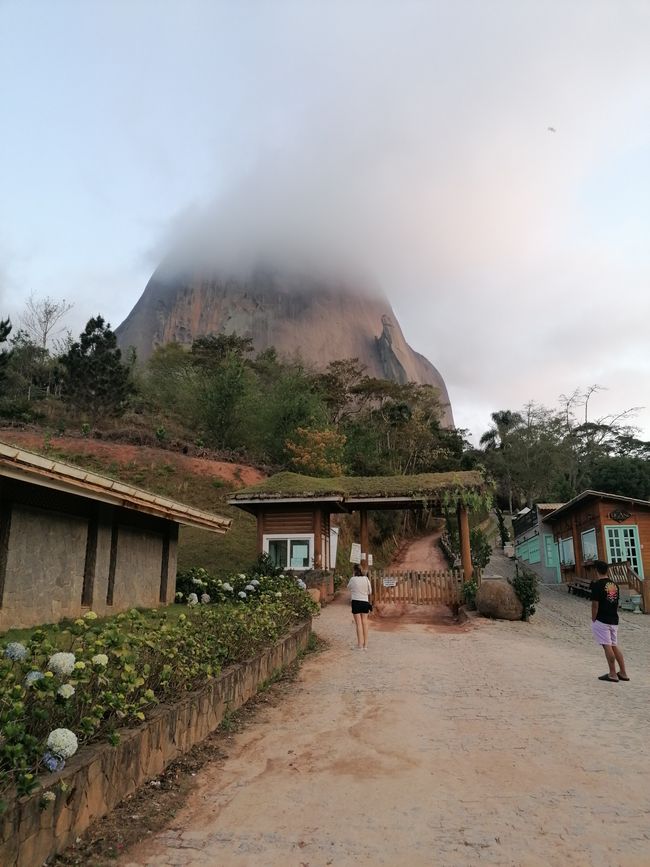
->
xmin=123 ymin=591 xmax=650 ymax=867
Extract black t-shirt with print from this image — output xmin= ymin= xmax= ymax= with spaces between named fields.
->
xmin=590 ymin=577 xmax=619 ymax=625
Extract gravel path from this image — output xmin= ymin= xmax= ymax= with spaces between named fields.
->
xmin=123 ymin=589 xmax=650 ymax=867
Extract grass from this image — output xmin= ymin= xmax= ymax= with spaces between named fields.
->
xmin=231 ymin=469 xmax=487 ymax=500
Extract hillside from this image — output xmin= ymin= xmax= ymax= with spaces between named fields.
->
xmin=0 ymin=430 xmax=264 ymax=576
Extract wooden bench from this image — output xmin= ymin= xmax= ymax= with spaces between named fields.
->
xmin=567 ymin=578 xmax=592 ymax=597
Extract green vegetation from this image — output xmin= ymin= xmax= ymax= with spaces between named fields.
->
xmin=512 ymin=565 xmax=540 ymax=620
xmin=0 ymin=572 xmax=316 ymax=810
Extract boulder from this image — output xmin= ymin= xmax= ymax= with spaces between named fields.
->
xmin=476 ymin=579 xmax=523 ymax=621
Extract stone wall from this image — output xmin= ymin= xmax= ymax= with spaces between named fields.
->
xmin=0 ymin=619 xmax=312 ymax=867
xmin=0 ymin=477 xmax=179 ymax=630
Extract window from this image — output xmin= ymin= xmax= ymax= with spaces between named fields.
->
xmin=264 ymin=534 xmax=313 ymax=571
xmin=559 ymin=536 xmax=575 ymax=565
xmin=581 ymin=529 xmax=598 ymax=562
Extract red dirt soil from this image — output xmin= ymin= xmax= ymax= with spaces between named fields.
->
xmin=0 ymin=431 xmax=265 ymax=488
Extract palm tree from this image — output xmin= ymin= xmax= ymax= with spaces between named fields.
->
xmin=480 ymin=410 xmax=524 ymax=514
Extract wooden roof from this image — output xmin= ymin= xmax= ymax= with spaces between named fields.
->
xmin=0 ymin=441 xmax=232 ymax=534
xmin=544 ymin=489 xmax=650 ymax=521
xmin=229 ymin=470 xmax=486 ymax=512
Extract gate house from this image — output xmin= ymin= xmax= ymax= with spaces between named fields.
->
xmin=0 ymin=442 xmax=231 ymax=630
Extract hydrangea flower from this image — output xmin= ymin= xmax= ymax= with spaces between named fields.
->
xmin=41 ymin=790 xmax=56 ymax=803
xmin=175 ymin=591 xmax=184 ymax=600
xmin=187 ymin=593 xmax=198 ymax=606
xmin=48 ymin=652 xmax=76 ymax=677
xmin=275 ymin=591 xmax=282 ymax=598
xmin=238 ymin=591 xmax=247 ymax=599
xmin=191 ymin=577 xmax=206 ymax=587
xmin=245 ymin=584 xmax=255 ymax=592
xmin=43 ymin=752 xmax=65 ymax=773
xmin=74 ymin=661 xmax=86 ymax=670
xmin=91 ymin=654 xmax=108 ymax=667
xmin=222 ymin=582 xmax=233 ymax=593
xmin=84 ymin=610 xmax=98 ymax=620
xmin=25 ymin=670 xmax=44 ymax=687
xmin=238 ymin=573 xmax=246 ymax=579
xmin=296 ymin=579 xmax=307 ymax=590
xmin=200 ymin=593 xmax=210 ymax=604
xmin=57 ymin=683 xmax=75 ymax=700
xmin=47 ymin=728 xmax=78 ymax=759
xmin=251 ymin=579 xmax=260 ymax=587
xmin=4 ymin=641 xmax=28 ymax=662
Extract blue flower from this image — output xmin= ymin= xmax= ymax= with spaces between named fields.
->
xmin=43 ymin=752 xmax=65 ymax=773
xmin=4 ymin=642 xmax=28 ymax=662
xmin=25 ymin=670 xmax=44 ymax=687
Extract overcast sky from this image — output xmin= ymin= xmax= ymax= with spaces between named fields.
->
xmin=1 ymin=0 xmax=649 ymax=443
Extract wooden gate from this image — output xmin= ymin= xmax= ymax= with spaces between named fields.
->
xmin=370 ymin=569 xmax=474 ymax=607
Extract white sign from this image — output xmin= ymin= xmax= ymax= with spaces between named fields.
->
xmin=350 ymin=543 xmax=361 ymax=564
xmin=368 ymin=554 xmax=374 ymax=566
xmin=382 ymin=576 xmax=397 ymax=588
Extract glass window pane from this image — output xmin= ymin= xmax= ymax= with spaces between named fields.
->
xmin=290 ymin=540 xmax=310 ymax=568
xmin=581 ymin=529 xmax=597 ymax=561
xmin=268 ymin=540 xmax=287 ymax=569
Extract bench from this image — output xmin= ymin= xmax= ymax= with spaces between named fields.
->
xmin=567 ymin=578 xmax=592 ymax=597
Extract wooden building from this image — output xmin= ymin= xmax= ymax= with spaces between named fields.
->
xmin=544 ymin=490 xmax=650 ymax=611
xmin=0 ymin=441 xmax=231 ymax=630
xmin=229 ymin=470 xmax=487 ymax=580
xmin=512 ymin=504 xmax=565 ymax=583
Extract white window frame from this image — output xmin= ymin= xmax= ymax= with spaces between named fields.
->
xmin=559 ymin=536 xmax=575 ymax=565
xmin=581 ymin=528 xmax=598 ymax=562
xmin=262 ymin=533 xmax=314 ymax=571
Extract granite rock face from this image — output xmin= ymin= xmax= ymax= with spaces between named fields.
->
xmin=116 ymin=266 xmax=453 ymax=426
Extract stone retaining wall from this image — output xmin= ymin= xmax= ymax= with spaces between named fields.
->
xmin=1 ymin=619 xmax=312 ymax=867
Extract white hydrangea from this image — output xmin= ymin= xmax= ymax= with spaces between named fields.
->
xmin=47 ymin=728 xmax=78 ymax=759
xmin=187 ymin=593 xmax=198 ymax=606
xmin=175 ymin=591 xmax=184 ymax=600
xmin=48 ymin=652 xmax=76 ymax=677
xmin=238 ymin=590 xmax=247 ymax=599
xmin=25 ymin=670 xmax=44 ymax=687
xmin=296 ymin=579 xmax=307 ymax=590
xmin=83 ymin=610 xmax=98 ymax=620
xmin=275 ymin=591 xmax=282 ymax=598
xmin=222 ymin=582 xmax=233 ymax=593
xmin=41 ymin=790 xmax=56 ymax=803
xmin=91 ymin=654 xmax=108 ymax=667
xmin=57 ymin=683 xmax=75 ymax=700
xmin=4 ymin=641 xmax=28 ymax=662
xmin=200 ymin=593 xmax=210 ymax=604
xmin=245 ymin=583 xmax=255 ymax=592
xmin=250 ymin=579 xmax=260 ymax=587
xmin=238 ymin=573 xmax=246 ymax=579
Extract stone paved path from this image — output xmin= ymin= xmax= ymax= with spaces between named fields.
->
xmin=123 ymin=589 xmax=650 ymax=867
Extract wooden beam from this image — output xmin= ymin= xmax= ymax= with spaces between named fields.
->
xmin=457 ymin=503 xmax=473 ymax=582
xmin=313 ymin=508 xmax=322 ymax=569
xmin=256 ymin=513 xmax=264 ymax=556
xmin=360 ymin=508 xmax=369 ymax=569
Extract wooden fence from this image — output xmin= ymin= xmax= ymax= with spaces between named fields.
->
xmin=370 ymin=568 xmax=481 ymax=607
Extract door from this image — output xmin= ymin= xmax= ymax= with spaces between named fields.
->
xmin=544 ymin=534 xmax=561 ymax=582
xmin=604 ymin=525 xmax=644 ymax=578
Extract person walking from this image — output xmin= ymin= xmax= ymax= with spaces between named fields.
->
xmin=348 ymin=564 xmax=372 ymax=650
xmin=591 ymin=559 xmax=629 ymax=682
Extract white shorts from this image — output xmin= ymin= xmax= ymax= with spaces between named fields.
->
xmin=591 ymin=620 xmax=618 ymax=646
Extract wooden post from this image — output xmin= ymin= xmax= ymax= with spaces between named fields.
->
xmin=457 ymin=502 xmax=473 ymax=582
xmin=571 ymin=514 xmax=582 ymax=577
xmin=256 ymin=513 xmax=264 ymax=556
xmin=313 ymin=508 xmax=322 ymax=569
xmin=360 ymin=508 xmax=369 ymax=569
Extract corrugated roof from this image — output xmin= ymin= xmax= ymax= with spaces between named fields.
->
xmin=0 ymin=441 xmax=231 ymax=534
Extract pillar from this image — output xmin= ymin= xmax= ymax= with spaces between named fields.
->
xmin=256 ymin=513 xmax=264 ymax=556
xmin=313 ymin=508 xmax=322 ymax=569
xmin=360 ymin=508 xmax=369 ymax=569
xmin=457 ymin=502 xmax=473 ymax=582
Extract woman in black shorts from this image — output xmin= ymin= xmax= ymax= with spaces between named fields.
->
xmin=347 ymin=564 xmax=372 ymax=650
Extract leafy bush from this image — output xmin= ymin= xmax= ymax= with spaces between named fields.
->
xmin=461 ymin=579 xmax=479 ymax=606
xmin=470 ymin=528 xmax=492 ymax=569
xmin=512 ymin=566 xmax=540 ymax=620
xmin=0 ymin=572 xmax=316 ymax=810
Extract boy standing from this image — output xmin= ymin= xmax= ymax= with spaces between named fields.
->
xmin=590 ymin=559 xmax=629 ymax=682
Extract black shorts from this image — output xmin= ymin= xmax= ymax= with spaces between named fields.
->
xmin=351 ymin=600 xmax=372 ymax=615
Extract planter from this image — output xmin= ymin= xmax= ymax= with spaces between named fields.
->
xmin=0 ymin=619 xmax=312 ymax=867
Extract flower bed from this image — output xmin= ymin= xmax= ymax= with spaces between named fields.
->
xmin=0 ymin=571 xmax=316 ymax=813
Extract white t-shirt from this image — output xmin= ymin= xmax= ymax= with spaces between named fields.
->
xmin=347 ymin=574 xmax=372 ymax=601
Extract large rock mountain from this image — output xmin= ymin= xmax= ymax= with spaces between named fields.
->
xmin=116 ymin=266 xmax=454 ymax=426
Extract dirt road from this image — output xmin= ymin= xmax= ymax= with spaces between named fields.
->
xmin=388 ymin=530 xmax=449 ymax=572
xmin=123 ymin=590 xmax=650 ymax=867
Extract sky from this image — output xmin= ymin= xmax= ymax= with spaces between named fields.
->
xmin=1 ymin=0 xmax=649 ymax=444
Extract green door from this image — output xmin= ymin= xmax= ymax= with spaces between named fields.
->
xmin=544 ymin=534 xmax=561 ymax=582
xmin=604 ymin=525 xmax=644 ymax=578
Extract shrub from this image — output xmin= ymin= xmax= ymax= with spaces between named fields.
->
xmin=470 ymin=528 xmax=492 ymax=569
xmin=461 ymin=579 xmax=479 ymax=606
xmin=0 ymin=571 xmax=316 ymax=810
xmin=512 ymin=566 xmax=540 ymax=620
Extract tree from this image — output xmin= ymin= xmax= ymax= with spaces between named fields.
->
xmin=20 ymin=293 xmax=73 ymax=349
xmin=479 ymin=410 xmax=524 ymax=513
xmin=60 ymin=316 xmax=133 ymax=422
xmin=285 ymin=427 xmax=346 ymax=476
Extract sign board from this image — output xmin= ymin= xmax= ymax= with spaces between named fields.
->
xmin=368 ymin=554 xmax=374 ymax=566
xmin=349 ymin=543 xmax=361 ymax=564
xmin=382 ymin=576 xmax=397 ymax=588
